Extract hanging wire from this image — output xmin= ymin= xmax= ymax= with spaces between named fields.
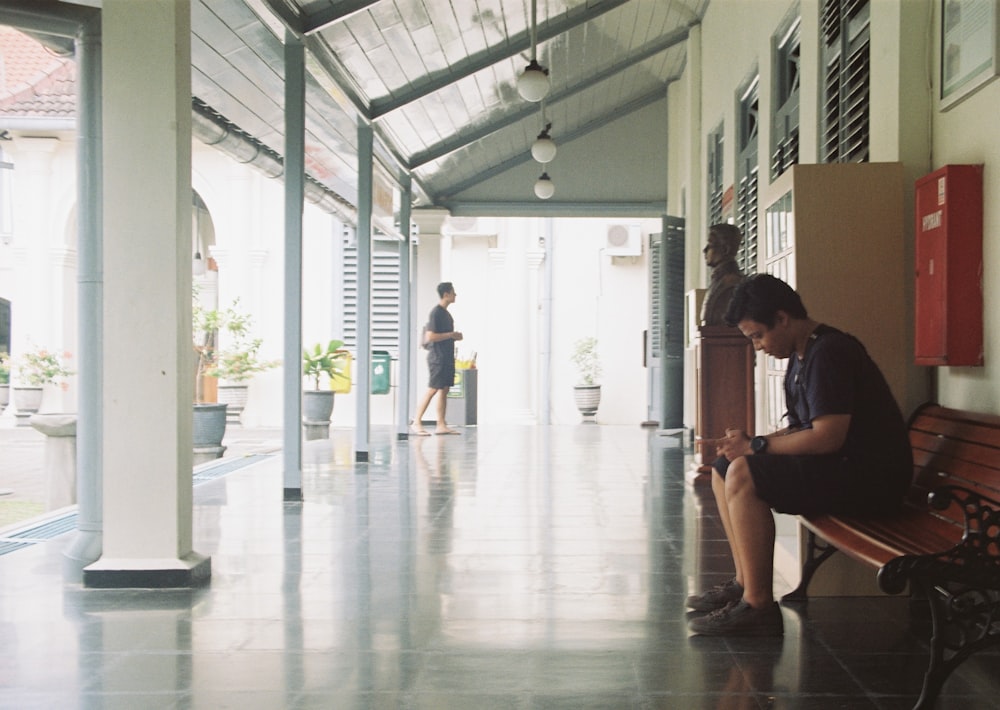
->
xmin=530 ymin=0 xmax=538 ymax=60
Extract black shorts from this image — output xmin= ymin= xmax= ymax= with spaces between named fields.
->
xmin=711 ymin=454 xmax=908 ymax=516
xmin=427 ymin=353 xmax=455 ymax=390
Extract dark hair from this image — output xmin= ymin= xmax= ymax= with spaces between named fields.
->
xmin=708 ymin=223 xmax=742 ymax=254
xmin=436 ymin=282 xmax=454 ymax=298
xmin=724 ymin=273 xmax=808 ymax=328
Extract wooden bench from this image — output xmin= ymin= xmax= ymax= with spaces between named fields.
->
xmin=782 ymin=403 xmax=1000 ymax=710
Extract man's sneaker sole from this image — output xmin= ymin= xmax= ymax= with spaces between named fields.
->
xmin=688 ymin=600 xmax=784 ymax=637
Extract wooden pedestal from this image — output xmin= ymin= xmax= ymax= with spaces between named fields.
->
xmin=691 ymin=326 xmax=755 ymax=480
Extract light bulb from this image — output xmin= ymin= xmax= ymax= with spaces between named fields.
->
xmin=517 ymin=59 xmax=550 ymax=102
xmin=531 ymin=130 xmax=557 ymax=163
xmin=534 ymin=172 xmax=554 ymax=199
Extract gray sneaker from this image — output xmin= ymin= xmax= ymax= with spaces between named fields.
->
xmin=688 ymin=599 xmax=784 ymax=637
xmin=686 ymin=578 xmax=743 ymax=612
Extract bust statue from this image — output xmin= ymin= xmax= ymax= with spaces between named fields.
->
xmin=700 ymin=223 xmax=745 ymax=327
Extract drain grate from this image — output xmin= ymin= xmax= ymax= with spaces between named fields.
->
xmin=7 ymin=512 xmax=78 ymax=540
xmin=0 ymin=540 xmax=33 ymax=555
xmin=0 ymin=453 xmax=275 ymax=557
xmin=193 ymin=453 xmax=273 ymax=483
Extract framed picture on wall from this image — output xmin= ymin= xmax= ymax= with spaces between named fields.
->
xmin=941 ymin=0 xmax=1000 ymax=110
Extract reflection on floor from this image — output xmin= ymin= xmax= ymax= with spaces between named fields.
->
xmin=0 ymin=424 xmax=997 ymax=709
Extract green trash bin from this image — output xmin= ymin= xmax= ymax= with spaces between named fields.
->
xmin=371 ymin=350 xmax=391 ymax=394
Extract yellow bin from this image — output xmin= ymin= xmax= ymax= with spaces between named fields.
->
xmin=330 ymin=349 xmax=352 ymax=393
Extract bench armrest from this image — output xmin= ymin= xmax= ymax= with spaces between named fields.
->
xmin=878 ymin=484 xmax=1000 ymax=594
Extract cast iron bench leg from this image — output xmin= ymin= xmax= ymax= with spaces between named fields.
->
xmin=911 ymin=577 xmax=1000 ymax=710
xmin=782 ymin=529 xmax=837 ymax=602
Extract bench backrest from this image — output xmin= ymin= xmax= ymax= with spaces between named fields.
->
xmin=907 ymin=403 xmax=1000 ymax=529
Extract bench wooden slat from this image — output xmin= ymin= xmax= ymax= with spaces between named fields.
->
xmin=801 ymin=510 xmax=961 ymax=569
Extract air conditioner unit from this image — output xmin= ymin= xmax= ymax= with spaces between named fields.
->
xmin=605 ymin=224 xmax=642 ymax=256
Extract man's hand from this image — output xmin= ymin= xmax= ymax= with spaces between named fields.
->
xmin=453 ymin=331 xmax=464 ymax=341
xmin=715 ymin=429 xmax=752 ymax=461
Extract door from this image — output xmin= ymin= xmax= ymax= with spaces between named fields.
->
xmin=647 ymin=216 xmax=685 ymax=428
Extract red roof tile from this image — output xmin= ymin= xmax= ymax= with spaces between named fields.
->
xmin=0 ymin=27 xmax=76 ymax=118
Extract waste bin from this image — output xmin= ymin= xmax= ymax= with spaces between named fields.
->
xmin=371 ymin=350 xmax=391 ymax=394
xmin=330 ymin=349 xmax=352 ymax=394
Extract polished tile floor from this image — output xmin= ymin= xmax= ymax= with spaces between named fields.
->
xmin=0 ymin=424 xmax=997 ymax=709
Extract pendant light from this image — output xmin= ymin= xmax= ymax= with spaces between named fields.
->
xmin=531 ymin=103 xmax=557 ymax=163
xmin=517 ymin=0 xmax=550 ymax=102
xmin=534 ymin=172 xmax=554 ymax=199
xmin=192 ymin=202 xmax=207 ymax=275
xmin=531 ymin=125 xmax=556 ymax=163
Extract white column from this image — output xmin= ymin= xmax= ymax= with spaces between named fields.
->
xmin=526 ymin=244 xmax=545 ymax=422
xmin=85 ymin=0 xmax=209 ymax=587
xmin=10 ymin=137 xmax=60 ymax=352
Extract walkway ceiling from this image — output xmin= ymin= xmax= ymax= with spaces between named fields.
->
xmin=10 ymin=0 xmax=709 ymax=220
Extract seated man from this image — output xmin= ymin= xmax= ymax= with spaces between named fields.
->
xmin=687 ymin=274 xmax=912 ymax=636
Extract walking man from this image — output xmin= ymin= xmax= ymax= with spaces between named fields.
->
xmin=412 ymin=282 xmax=463 ymax=436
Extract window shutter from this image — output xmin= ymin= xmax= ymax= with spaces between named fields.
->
xmin=707 ymin=125 xmax=724 ymax=225
xmin=771 ymin=17 xmax=801 ymax=179
xmin=341 ymin=240 xmax=401 ymax=356
xmin=737 ymin=78 xmax=759 ymax=275
xmin=821 ymin=0 xmax=869 ymax=164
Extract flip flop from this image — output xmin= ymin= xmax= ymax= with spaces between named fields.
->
xmin=410 ymin=428 xmax=431 ymax=437
xmin=435 ymin=429 xmax=461 ymax=435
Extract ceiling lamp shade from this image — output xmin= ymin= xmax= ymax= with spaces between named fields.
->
xmin=192 ymin=251 xmax=207 ymax=276
xmin=517 ymin=59 xmax=550 ymax=102
xmin=531 ymin=125 xmax=557 ymax=163
xmin=534 ymin=172 xmax=554 ymax=199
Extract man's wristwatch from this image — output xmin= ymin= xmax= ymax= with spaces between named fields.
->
xmin=750 ymin=436 xmax=768 ymax=454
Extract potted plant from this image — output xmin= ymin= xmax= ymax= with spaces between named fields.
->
xmin=302 ymin=339 xmax=349 ymax=439
xmin=0 ymin=351 xmax=9 ymax=415
xmin=570 ymin=337 xmax=602 ymax=420
xmin=205 ymin=317 xmax=279 ymax=426
xmin=11 ymin=346 xmax=74 ymax=422
xmin=192 ymin=297 xmax=274 ymax=455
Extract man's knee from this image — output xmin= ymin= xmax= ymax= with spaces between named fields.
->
xmin=724 ymin=457 xmax=756 ymax=496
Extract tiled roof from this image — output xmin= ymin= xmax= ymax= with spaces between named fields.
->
xmin=0 ymin=27 xmax=76 ymax=118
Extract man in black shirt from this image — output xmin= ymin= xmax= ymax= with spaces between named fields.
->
xmin=412 ymin=282 xmax=463 ymax=436
xmin=688 ymin=274 xmax=912 ymax=636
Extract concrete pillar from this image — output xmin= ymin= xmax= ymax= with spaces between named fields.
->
xmin=29 ymin=413 xmax=77 ymax=510
xmin=84 ymin=0 xmax=209 ymax=588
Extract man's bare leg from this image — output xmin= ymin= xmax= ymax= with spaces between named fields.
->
xmin=712 ymin=470 xmax=744 ymax=587
xmin=724 ymin=457 xmax=776 ymax=608
xmin=411 ymin=388 xmax=437 ymax=435
xmin=435 ymin=387 xmax=458 ymax=434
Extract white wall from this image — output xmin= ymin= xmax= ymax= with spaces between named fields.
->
xmin=930 ymin=14 xmax=1000 ymax=413
xmin=0 ymin=130 xmax=78 ymax=418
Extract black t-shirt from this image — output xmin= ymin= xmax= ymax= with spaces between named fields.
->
xmin=784 ymin=325 xmax=910 ymax=466
xmin=428 ymin=304 xmax=454 ymax=360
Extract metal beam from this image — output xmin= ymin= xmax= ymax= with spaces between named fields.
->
xmin=303 ymin=0 xmax=379 ymax=35
xmin=0 ymin=0 xmax=97 ymax=39
xmin=368 ymin=0 xmax=633 ymax=118
xmin=432 ymin=86 xmax=670 ymax=200
xmin=408 ymin=26 xmax=692 ymax=169
xmin=440 ymin=200 xmax=666 ymax=219
xmin=259 ymin=0 xmax=304 ymax=34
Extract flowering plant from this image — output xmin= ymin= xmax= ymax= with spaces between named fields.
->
xmin=205 ymin=336 xmax=280 ymax=383
xmin=0 ymin=352 xmax=10 ymax=385
xmin=14 ymin=347 xmax=74 ymax=387
xmin=194 ymin=297 xmax=278 ymax=397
